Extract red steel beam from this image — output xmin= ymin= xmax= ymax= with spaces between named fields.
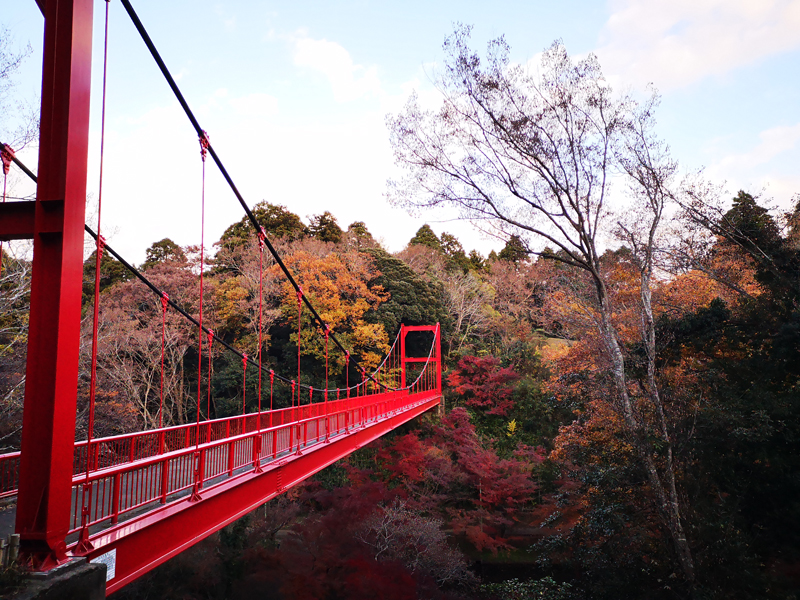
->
xmin=0 ymin=201 xmax=65 ymax=240
xmin=16 ymin=0 xmax=94 ymax=568
xmin=81 ymin=394 xmax=441 ymax=594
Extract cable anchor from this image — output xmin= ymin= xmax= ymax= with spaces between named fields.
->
xmin=1 ymin=144 xmax=14 ymax=175
xmin=258 ymin=226 xmax=266 ymax=251
xmin=199 ymin=130 xmax=210 ymax=162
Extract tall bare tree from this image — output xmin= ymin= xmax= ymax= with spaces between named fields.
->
xmin=387 ymin=26 xmax=695 ymax=581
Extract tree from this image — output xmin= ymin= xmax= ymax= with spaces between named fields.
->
xmin=0 ymin=248 xmax=31 ymax=451
xmin=276 ymin=247 xmax=390 ymax=376
xmin=140 ymin=238 xmax=187 ymax=271
xmin=467 ymin=249 xmax=484 ymax=271
xmin=675 ymin=188 xmax=800 ymax=306
xmin=82 ymin=248 xmax=131 ymax=307
xmin=408 ymin=224 xmax=441 ymax=250
xmin=218 ymin=201 xmax=307 ymax=251
xmin=363 ymin=247 xmax=448 ymax=335
xmin=448 ymin=355 xmax=520 ymax=416
xmin=356 ymin=499 xmax=474 ymax=586
xmin=439 ymin=232 xmax=471 ymax=272
xmin=498 ymin=235 xmax=528 ymax=264
xmin=88 ymin=261 xmax=201 ymax=429
xmin=308 ymin=211 xmax=344 ymax=243
xmin=388 ymin=26 xmax=696 ymax=582
xmin=346 ymin=221 xmax=378 ymax=249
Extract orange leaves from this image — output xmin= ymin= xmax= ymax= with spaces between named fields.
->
xmin=277 ymin=248 xmax=389 ymax=371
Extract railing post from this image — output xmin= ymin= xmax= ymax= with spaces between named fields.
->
xmin=190 ymin=448 xmax=204 ymax=502
xmin=227 ymin=441 xmax=236 ymax=476
xmin=253 ymin=433 xmax=262 ymax=472
xmin=198 ymin=448 xmax=206 ymax=484
xmin=111 ymin=474 xmax=121 ymax=523
xmin=160 ymin=459 xmax=170 ymax=504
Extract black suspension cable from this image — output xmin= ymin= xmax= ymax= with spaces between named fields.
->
xmin=5 ymin=113 xmax=411 ymax=393
xmin=83 ymin=224 xmax=303 ymax=386
xmin=118 ymin=0 xmax=379 ymax=382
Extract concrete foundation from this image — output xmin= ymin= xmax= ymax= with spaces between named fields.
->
xmin=8 ymin=558 xmax=106 ymax=600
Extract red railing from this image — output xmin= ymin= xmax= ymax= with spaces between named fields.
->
xmin=66 ymin=387 xmax=438 ymax=534
xmin=0 ymin=383 xmax=399 ymax=500
xmin=1 ymin=324 xmax=441 ymax=501
xmin=0 ymin=336 xmax=439 ymax=498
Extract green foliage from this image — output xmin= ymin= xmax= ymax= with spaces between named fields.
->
xmin=308 ymin=211 xmax=343 ymax=243
xmin=218 ymin=201 xmax=307 ymax=251
xmin=469 ymin=249 xmax=485 ymax=271
xmin=498 ymin=235 xmax=528 ymax=264
xmin=81 ymin=248 xmax=131 ymax=307
xmin=347 ymin=221 xmax=377 ymax=249
xmin=363 ymin=247 xmax=449 ymax=334
xmin=719 ymin=191 xmax=800 ymax=306
xmin=140 ymin=238 xmax=186 ymax=270
xmin=723 ymin=191 xmax=782 ymax=255
xmin=408 ymin=224 xmax=441 ymax=249
xmin=440 ymin=232 xmax=472 ymax=272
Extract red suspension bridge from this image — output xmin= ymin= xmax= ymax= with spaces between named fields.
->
xmin=0 ymin=0 xmax=442 ymax=594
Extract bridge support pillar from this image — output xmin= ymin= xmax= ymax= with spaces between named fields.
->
xmin=14 ymin=0 xmax=94 ymax=569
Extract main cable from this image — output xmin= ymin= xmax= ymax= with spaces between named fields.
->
xmin=118 ymin=0 xmax=383 ymax=383
xmin=5 ymin=142 xmax=417 ymax=393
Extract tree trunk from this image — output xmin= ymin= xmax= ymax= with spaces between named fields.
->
xmin=597 ymin=277 xmax=695 ymax=583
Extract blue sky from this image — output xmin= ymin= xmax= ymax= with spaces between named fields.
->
xmin=3 ymin=0 xmax=800 ymax=263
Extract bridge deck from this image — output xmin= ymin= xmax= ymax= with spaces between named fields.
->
xmin=2 ymin=388 xmax=440 ymax=593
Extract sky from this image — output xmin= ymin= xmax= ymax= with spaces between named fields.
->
xmin=2 ymin=0 xmax=800 ymax=264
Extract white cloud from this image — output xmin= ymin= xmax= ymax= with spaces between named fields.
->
xmin=291 ymin=34 xmax=382 ymax=102
xmin=596 ymin=0 xmax=800 ymax=90
xmin=706 ymin=122 xmax=800 ymax=210
xmin=713 ymin=122 xmax=800 ymax=172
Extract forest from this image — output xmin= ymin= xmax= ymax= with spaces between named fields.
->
xmin=2 ymin=186 xmax=800 ymax=599
xmin=2 ymin=23 xmax=800 ymax=600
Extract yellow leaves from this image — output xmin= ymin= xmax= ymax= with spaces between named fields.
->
xmin=215 ymin=276 xmax=249 ymax=325
xmin=276 ymin=250 xmax=390 ymax=370
xmin=507 ymin=419 xmax=518 ymax=437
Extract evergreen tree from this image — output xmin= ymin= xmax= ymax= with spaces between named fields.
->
xmin=498 ymin=234 xmax=528 ymax=264
xmin=82 ymin=250 xmax=131 ymax=307
xmin=218 ymin=201 xmax=307 ymax=250
xmin=440 ymin=232 xmax=471 ymax=272
xmin=141 ymin=238 xmax=186 ymax=271
xmin=346 ymin=221 xmax=377 ymax=249
xmin=408 ymin=224 xmax=441 ymax=250
xmin=308 ymin=211 xmax=343 ymax=243
xmin=363 ymin=247 xmax=449 ymax=335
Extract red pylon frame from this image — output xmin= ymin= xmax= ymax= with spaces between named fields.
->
xmin=0 ymin=0 xmax=94 ymax=570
